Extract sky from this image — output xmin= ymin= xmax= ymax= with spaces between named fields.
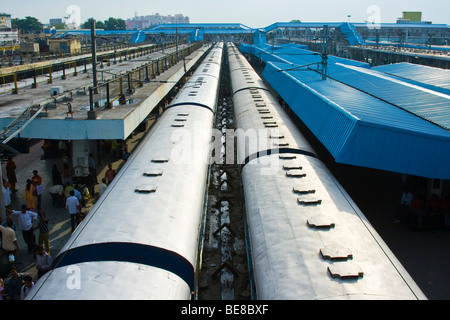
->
xmin=2 ymin=0 xmax=449 ymax=27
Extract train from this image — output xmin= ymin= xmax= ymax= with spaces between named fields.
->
xmin=27 ymin=43 xmax=224 ymax=299
xmin=28 ymin=40 xmax=427 ymax=300
xmin=227 ymin=42 xmax=427 ymax=300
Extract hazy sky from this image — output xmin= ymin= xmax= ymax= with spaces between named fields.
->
xmin=2 ymin=0 xmax=449 ymax=27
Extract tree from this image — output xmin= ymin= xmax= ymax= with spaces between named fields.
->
xmin=52 ymin=22 xmax=68 ymax=29
xmin=12 ymin=16 xmax=43 ymax=34
xmin=81 ymin=18 xmax=105 ymax=30
xmin=104 ymin=17 xmax=126 ymax=30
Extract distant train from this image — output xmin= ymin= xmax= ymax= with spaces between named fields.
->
xmin=227 ymin=42 xmax=427 ymax=300
xmin=27 ymin=43 xmax=224 ymax=299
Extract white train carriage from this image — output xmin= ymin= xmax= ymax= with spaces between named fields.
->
xmin=28 ymin=43 xmax=223 ymax=300
xmin=227 ymin=42 xmax=426 ymax=300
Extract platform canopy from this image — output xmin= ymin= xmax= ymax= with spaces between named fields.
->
xmin=241 ymin=43 xmax=450 ymax=180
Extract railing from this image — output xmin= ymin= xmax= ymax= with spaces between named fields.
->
xmin=87 ymin=42 xmax=203 ymax=115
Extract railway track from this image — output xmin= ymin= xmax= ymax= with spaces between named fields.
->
xmin=198 ymin=49 xmax=250 ymax=300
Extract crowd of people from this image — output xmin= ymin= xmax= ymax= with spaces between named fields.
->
xmin=395 ymin=188 xmax=450 ymax=230
xmin=0 ymin=152 xmax=119 ymax=300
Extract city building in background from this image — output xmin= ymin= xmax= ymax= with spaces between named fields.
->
xmin=126 ymin=13 xmax=189 ymax=30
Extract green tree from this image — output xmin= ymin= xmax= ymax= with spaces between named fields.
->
xmin=81 ymin=18 xmax=105 ymax=30
xmin=12 ymin=16 xmax=43 ymax=34
xmin=104 ymin=17 xmax=126 ymax=30
xmin=52 ymin=22 xmax=68 ymax=29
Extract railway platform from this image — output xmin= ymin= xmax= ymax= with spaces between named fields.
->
xmin=0 ymin=129 xmax=148 ymax=290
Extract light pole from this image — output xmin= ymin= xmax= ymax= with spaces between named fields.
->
xmin=88 ymin=18 xmax=98 ymax=119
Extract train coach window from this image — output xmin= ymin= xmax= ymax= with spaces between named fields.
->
xmin=135 ymin=185 xmax=157 ymax=194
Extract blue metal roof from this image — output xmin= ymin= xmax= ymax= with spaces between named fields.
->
xmin=373 ymin=63 xmax=450 ymax=95
xmin=324 ymin=63 xmax=450 ymax=131
xmin=238 ymin=40 xmax=450 ymax=179
xmin=261 ymin=61 xmax=450 ymax=179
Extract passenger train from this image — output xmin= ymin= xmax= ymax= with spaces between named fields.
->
xmin=28 ymin=40 xmax=426 ymax=300
xmin=27 ymin=43 xmax=224 ymax=299
xmin=227 ymin=42 xmax=427 ymax=300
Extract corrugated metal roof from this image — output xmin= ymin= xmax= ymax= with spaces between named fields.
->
xmin=261 ymin=61 xmax=450 ymax=179
xmin=373 ymin=63 xmax=450 ymax=95
xmin=325 ymin=63 xmax=450 ymax=131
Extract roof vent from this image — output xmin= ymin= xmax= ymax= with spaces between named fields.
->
xmin=328 ymin=264 xmax=363 ymax=280
xmin=307 ymin=216 xmax=335 ymax=229
xmin=143 ymin=169 xmax=163 ymax=177
xmin=298 ymin=199 xmax=322 ymax=205
xmin=320 ymin=246 xmax=353 ymax=261
xmin=135 ymin=185 xmax=157 ymax=193
xmin=284 ymin=163 xmax=303 ymax=170
xmin=273 ymin=141 xmax=289 ymax=147
xmin=293 ymin=187 xmax=314 ymax=194
xmin=286 ymin=170 xmax=306 ymax=178
xmin=151 ymin=157 xmax=169 ymax=163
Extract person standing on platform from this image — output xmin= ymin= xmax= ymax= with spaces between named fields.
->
xmin=31 ymin=170 xmax=43 ymax=211
xmin=52 ymin=164 xmax=62 ymax=186
xmin=3 ymin=180 xmax=12 ymax=211
xmin=7 ymin=205 xmax=38 ymax=253
xmin=5 ymin=156 xmax=17 ymax=192
xmin=34 ymin=245 xmax=52 ymax=279
xmin=0 ymin=215 xmax=19 ymax=257
xmin=66 ymin=190 xmax=80 ymax=232
xmin=104 ymin=164 xmax=117 ymax=185
xmin=99 ymin=178 xmax=107 ymax=198
xmin=24 ymin=179 xmax=37 ymax=211
xmin=35 ymin=210 xmax=50 ymax=254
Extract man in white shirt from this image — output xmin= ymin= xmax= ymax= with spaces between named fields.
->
xmin=2 ymin=180 xmax=11 ymax=209
xmin=66 ymin=190 xmax=80 ymax=232
xmin=8 ymin=205 xmax=38 ymax=252
xmin=99 ymin=178 xmax=107 ymax=197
